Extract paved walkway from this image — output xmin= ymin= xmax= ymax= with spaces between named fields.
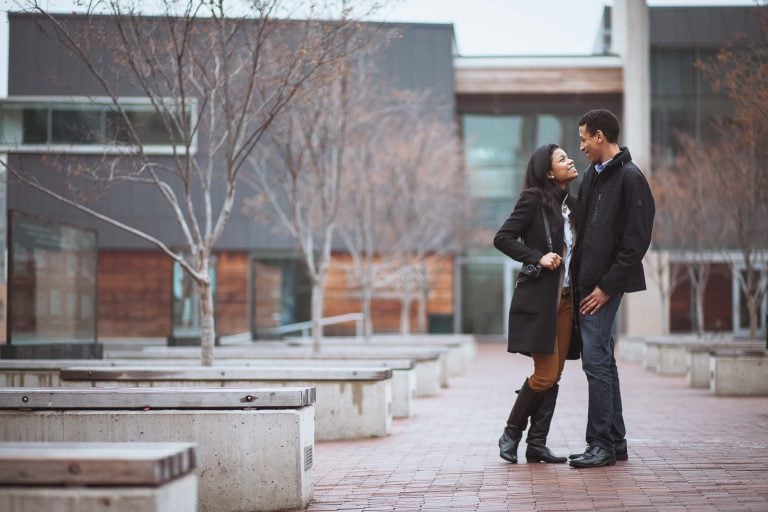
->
xmin=309 ymin=342 xmax=768 ymax=511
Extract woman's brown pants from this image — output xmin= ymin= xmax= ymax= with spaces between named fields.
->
xmin=529 ymin=289 xmax=573 ymax=392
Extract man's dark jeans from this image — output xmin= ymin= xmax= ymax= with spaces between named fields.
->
xmin=578 ymin=290 xmax=626 ymax=453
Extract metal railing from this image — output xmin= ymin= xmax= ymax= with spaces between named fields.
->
xmin=267 ymin=313 xmax=364 ymax=339
xmin=219 ymin=313 xmax=365 ymax=344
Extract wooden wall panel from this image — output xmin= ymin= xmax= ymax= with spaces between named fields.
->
xmin=215 ymin=252 xmax=249 ymax=336
xmin=324 ymin=253 xmax=454 ymax=334
xmin=97 ymin=251 xmax=172 ymax=337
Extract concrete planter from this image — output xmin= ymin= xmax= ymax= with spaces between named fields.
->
xmin=0 ymin=442 xmax=197 ymax=512
xmin=0 ymin=387 xmax=315 ymax=512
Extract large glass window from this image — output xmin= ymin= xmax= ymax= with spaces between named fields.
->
xmin=172 ymin=257 xmax=217 ymax=340
xmin=249 ymin=255 xmax=311 ymax=339
xmin=0 ymin=98 xmax=194 ymax=154
xmin=462 ymin=113 xmax=587 ymax=229
xmin=459 ymin=258 xmax=505 ymax=335
xmin=8 ymin=211 xmax=97 ymax=344
xmin=651 ymin=48 xmax=733 ymax=163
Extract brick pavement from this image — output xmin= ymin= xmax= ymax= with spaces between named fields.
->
xmin=308 ymin=342 xmax=768 ymax=512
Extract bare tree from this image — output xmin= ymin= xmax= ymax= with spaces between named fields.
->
xmin=246 ymin=31 xmax=387 ymax=352
xmin=335 ymin=87 xmax=465 ymax=337
xmin=652 ymin=135 xmax=725 ymax=336
xmin=5 ymin=1 xmax=362 ymax=364
xmin=696 ymin=5 xmax=768 ymax=339
xmin=382 ymin=114 xmax=466 ymax=335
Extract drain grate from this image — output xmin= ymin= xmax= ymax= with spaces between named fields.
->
xmin=304 ymin=445 xmax=313 ymax=471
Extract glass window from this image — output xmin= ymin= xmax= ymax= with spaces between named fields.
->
xmin=22 ymin=109 xmax=47 ymax=143
xmin=463 ymin=112 xmax=589 ymax=229
xmin=51 ymin=108 xmax=102 ymax=144
xmin=651 ymin=47 xmax=735 ymax=163
xmin=172 ymin=257 xmax=217 ymax=339
xmin=0 ymin=98 xmax=194 ymax=154
xmin=250 ymin=256 xmax=311 ymax=339
xmin=460 ymin=261 xmax=504 ymax=335
xmin=8 ymin=212 xmax=97 ymax=344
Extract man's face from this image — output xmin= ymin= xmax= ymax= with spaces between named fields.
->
xmin=578 ymin=124 xmax=602 ymax=163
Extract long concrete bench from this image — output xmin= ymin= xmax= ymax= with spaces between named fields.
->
xmin=686 ymin=342 xmax=766 ymax=388
xmin=59 ymin=366 xmax=393 ymax=441
xmin=0 ymin=358 xmax=417 ymax=419
xmin=709 ymin=349 xmax=768 ymax=396
xmin=115 ymin=346 xmax=444 ymax=397
xmin=616 ymin=337 xmax=648 ymax=364
xmin=287 ymin=334 xmax=477 ymax=377
xmin=0 ymin=442 xmax=197 ymax=512
xmin=641 ymin=336 xmax=723 ymax=374
xmin=0 ymin=387 xmax=315 ymax=512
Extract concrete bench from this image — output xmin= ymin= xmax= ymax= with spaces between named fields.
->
xmin=120 ymin=346 xmax=444 ymax=397
xmin=616 ymin=337 xmax=648 ymax=364
xmin=215 ymin=343 xmax=451 ymax=391
xmin=709 ymin=349 xmax=768 ymax=396
xmin=0 ymin=387 xmax=315 ymax=512
xmin=0 ymin=442 xmax=197 ymax=512
xmin=686 ymin=342 xmax=766 ymax=388
xmin=641 ymin=336 xmax=718 ymax=374
xmin=0 ymin=358 xmax=417 ymax=419
xmin=59 ymin=366 xmax=393 ymax=441
xmin=288 ymin=334 xmax=477 ymax=377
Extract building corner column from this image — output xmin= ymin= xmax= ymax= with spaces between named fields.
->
xmin=612 ymin=0 xmax=651 ymax=173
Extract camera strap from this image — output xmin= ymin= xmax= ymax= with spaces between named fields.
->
xmin=541 ymin=208 xmax=553 ymax=253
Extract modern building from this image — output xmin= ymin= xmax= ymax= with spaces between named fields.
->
xmin=0 ymin=1 xmax=764 ymax=356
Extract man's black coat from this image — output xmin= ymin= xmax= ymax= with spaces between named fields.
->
xmin=572 ymin=147 xmax=655 ymax=297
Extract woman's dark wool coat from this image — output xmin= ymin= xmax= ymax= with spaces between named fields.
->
xmin=493 ymin=190 xmax=578 ymax=357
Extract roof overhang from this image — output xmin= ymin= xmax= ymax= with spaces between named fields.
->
xmin=454 ymin=55 xmax=623 ymax=95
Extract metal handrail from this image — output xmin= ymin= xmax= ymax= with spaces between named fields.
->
xmin=268 ymin=313 xmax=364 ymax=339
xmin=221 ymin=313 xmax=365 ymax=343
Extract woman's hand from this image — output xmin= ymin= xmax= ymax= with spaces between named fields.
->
xmin=538 ymin=252 xmax=562 ymax=271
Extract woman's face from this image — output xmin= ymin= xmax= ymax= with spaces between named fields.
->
xmin=549 ymin=148 xmax=578 ymax=186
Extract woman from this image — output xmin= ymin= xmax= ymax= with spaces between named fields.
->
xmin=493 ymin=143 xmax=580 ymax=464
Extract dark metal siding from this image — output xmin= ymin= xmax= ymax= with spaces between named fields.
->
xmin=650 ymin=7 xmax=761 ymax=47
xmin=6 ymin=14 xmax=456 ymax=250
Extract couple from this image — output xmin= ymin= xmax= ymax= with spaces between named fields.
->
xmin=493 ymin=109 xmax=655 ymax=468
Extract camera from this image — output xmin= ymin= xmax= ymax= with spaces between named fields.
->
xmin=519 ymin=263 xmax=542 ymax=279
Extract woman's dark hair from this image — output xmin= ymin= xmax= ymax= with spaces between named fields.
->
xmin=522 ymin=143 xmax=565 ymax=229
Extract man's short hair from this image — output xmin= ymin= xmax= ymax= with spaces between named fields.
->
xmin=578 ymin=109 xmax=620 ymax=143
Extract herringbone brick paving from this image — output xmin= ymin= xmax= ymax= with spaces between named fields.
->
xmin=309 ymin=342 xmax=768 ymax=511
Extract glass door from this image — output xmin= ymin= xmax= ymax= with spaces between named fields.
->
xmin=455 ymin=255 xmax=519 ymax=336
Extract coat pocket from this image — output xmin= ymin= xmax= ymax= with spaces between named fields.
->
xmin=509 ymin=281 xmax=542 ymax=314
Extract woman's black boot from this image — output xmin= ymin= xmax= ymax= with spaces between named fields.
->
xmin=525 ymin=384 xmax=567 ymax=463
xmin=499 ymin=379 xmax=540 ymax=463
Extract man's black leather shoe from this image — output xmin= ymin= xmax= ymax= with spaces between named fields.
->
xmin=568 ymin=445 xmax=616 ymax=468
xmin=569 ymin=443 xmax=627 ymax=461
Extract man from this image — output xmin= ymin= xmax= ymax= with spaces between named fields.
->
xmin=569 ymin=109 xmax=655 ymax=468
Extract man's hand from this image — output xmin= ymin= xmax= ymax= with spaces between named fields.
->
xmin=580 ymin=286 xmax=611 ymax=315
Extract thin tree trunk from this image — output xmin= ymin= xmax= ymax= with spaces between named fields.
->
xmin=311 ymin=279 xmax=324 ymax=353
xmin=417 ymin=288 xmax=428 ymax=333
xmin=747 ymin=274 xmax=760 ymax=339
xmin=689 ymin=263 xmax=710 ymax=338
xmin=198 ymin=274 xmax=215 ymax=367
xmin=361 ymin=280 xmax=373 ymax=340
xmin=661 ymin=294 xmax=670 ymax=336
xmin=400 ymin=269 xmax=413 ymax=335
xmin=695 ymin=282 xmax=706 ymax=338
